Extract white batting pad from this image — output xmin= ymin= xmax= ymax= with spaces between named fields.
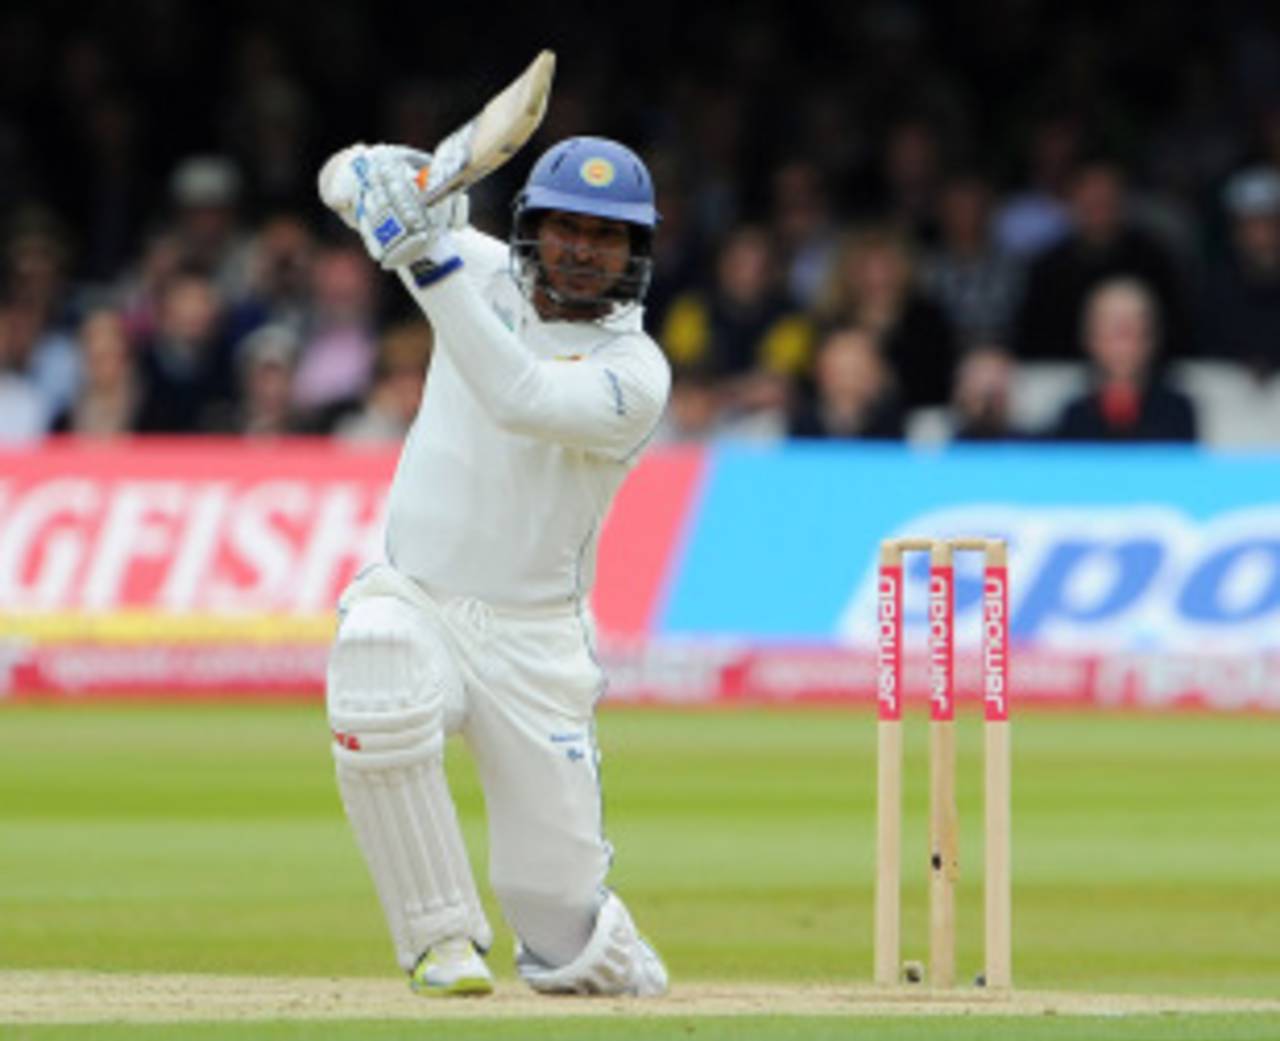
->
xmin=328 ymin=595 xmax=491 ymax=969
xmin=515 ymin=891 xmax=668 ymax=997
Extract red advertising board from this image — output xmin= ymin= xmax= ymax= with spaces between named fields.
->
xmin=1 ymin=439 xmax=386 ymax=696
xmin=0 ymin=439 xmax=391 ymax=615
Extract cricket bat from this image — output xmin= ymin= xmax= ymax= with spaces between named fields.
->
xmin=319 ymin=50 xmax=556 ymax=222
xmin=417 ymin=49 xmax=557 ymax=203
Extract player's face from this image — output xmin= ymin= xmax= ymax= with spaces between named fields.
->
xmin=536 ymin=211 xmax=631 ymax=304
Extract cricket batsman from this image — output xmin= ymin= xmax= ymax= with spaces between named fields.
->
xmin=317 ymin=136 xmax=671 ymax=997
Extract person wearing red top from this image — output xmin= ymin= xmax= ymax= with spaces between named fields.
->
xmin=1049 ymin=278 xmax=1197 ymax=442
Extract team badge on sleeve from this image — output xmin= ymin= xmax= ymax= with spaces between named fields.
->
xmin=580 ymin=157 xmax=616 ymax=187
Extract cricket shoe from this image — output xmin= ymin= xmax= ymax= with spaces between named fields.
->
xmin=410 ymin=937 xmax=494 ymax=997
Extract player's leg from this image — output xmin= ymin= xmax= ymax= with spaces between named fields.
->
xmin=461 ymin=614 xmax=667 ymax=996
xmin=327 ymin=591 xmax=492 ymax=995
xmin=515 ymin=889 xmax=668 ymax=996
xmin=468 ymin=699 xmax=605 ymax=965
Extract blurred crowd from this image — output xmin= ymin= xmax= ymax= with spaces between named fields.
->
xmin=4 ymin=1 xmax=1280 ymax=446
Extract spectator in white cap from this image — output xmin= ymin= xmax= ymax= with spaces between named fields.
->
xmin=220 ymin=322 xmax=303 ymax=436
xmin=1198 ymin=165 xmax=1280 ymax=377
xmin=169 ymin=155 xmax=252 ymax=300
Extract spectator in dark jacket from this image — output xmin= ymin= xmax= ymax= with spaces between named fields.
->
xmin=1199 ymin=165 xmax=1280 ymax=378
xmin=1049 ymin=278 xmax=1196 ymax=442
xmin=920 ymin=173 xmax=1024 ymax=350
xmin=660 ymin=224 xmax=812 ymax=379
xmin=950 ymin=345 xmax=1031 ymax=442
xmin=135 ymin=270 xmax=235 ymax=432
xmin=1014 ymin=161 xmax=1192 ymax=361
xmin=660 ymin=225 xmax=810 ymax=439
xmin=789 ymin=326 xmax=905 ymax=440
xmin=814 ymin=225 xmax=957 ymax=407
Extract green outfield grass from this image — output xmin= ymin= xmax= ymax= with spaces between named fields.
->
xmin=5 ymin=1017 xmax=1280 ymax=1041
xmin=2 ymin=703 xmax=1278 ymax=1041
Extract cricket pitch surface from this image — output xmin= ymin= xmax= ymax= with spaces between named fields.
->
xmin=4 ymin=971 xmax=1280 ymax=1023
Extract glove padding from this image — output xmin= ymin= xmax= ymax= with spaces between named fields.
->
xmin=317 ymin=143 xmax=469 ymax=271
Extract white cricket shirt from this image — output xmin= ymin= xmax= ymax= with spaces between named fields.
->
xmin=384 ymin=229 xmax=671 ymax=609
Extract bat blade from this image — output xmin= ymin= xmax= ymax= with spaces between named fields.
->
xmin=421 ymin=50 xmax=556 ymax=204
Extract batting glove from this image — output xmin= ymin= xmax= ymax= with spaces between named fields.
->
xmin=317 ymin=143 xmax=469 ymax=280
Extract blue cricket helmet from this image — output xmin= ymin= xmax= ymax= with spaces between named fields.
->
xmin=516 ymin=136 xmax=659 ymax=228
xmin=511 ymin=136 xmax=659 ymax=307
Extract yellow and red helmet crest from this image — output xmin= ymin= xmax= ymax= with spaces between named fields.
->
xmin=579 ymin=157 xmax=616 ymax=187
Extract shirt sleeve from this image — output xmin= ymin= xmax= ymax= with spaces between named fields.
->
xmin=398 ymin=266 xmax=671 ymax=461
xmin=452 ymin=228 xmax=510 ymax=287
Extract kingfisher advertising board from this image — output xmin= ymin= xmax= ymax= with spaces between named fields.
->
xmin=0 ymin=440 xmax=388 ymax=696
xmin=1 ymin=439 xmax=1278 ymax=710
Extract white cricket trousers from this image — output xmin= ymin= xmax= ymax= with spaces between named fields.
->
xmin=337 ymin=563 xmax=612 ymax=966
